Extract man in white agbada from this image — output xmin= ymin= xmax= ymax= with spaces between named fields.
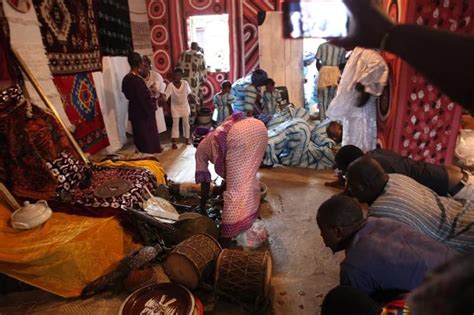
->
xmin=142 ymin=56 xmax=167 ymax=134
xmin=326 ymin=47 xmax=388 ymax=152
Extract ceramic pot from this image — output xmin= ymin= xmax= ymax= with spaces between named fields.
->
xmin=11 ymin=200 xmax=52 ymax=230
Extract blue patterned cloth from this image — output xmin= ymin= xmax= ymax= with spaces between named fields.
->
xmin=263 ymin=109 xmax=337 ymax=169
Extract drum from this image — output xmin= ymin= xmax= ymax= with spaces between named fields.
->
xmin=164 ymin=234 xmax=222 ymax=289
xmin=214 ymin=249 xmax=272 ymax=305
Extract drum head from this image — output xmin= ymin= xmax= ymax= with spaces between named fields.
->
xmin=164 ymin=253 xmax=200 ymax=290
xmin=93 ymin=179 xmax=132 ymax=198
xmin=119 ymin=283 xmax=195 ymax=315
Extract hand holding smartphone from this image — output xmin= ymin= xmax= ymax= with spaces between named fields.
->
xmin=283 ymin=1 xmax=350 ymax=39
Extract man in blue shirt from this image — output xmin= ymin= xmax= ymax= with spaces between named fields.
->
xmin=316 ymin=195 xmax=456 ymax=295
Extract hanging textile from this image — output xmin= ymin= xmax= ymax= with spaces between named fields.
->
xmin=32 ymin=0 xmax=101 ymax=74
xmin=92 ymin=56 xmax=130 ymax=153
xmin=128 ymin=0 xmax=153 ymax=57
xmin=96 ymin=0 xmax=133 ymax=56
xmin=2 ymin=0 xmax=74 ymax=130
xmin=53 ymin=73 xmax=109 ymax=154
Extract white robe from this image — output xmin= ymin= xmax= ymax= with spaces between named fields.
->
xmin=326 ymin=48 xmax=388 ymax=152
xmin=144 ymin=71 xmax=167 ymax=133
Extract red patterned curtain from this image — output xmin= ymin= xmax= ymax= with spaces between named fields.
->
xmin=146 ymin=0 xmax=284 ymax=108
xmin=378 ymin=0 xmax=469 ymax=164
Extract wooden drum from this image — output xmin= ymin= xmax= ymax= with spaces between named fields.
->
xmin=164 ymin=234 xmax=222 ymax=289
xmin=214 ymin=249 xmax=272 ymax=305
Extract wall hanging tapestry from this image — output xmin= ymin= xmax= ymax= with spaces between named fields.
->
xmin=377 ymin=0 xmax=469 ymax=164
xmin=96 ymin=0 xmax=133 ymax=56
xmin=146 ymin=0 xmax=284 ymax=108
xmin=33 ymin=0 xmax=101 ymax=74
xmin=53 ymin=72 xmax=109 ymax=154
xmin=3 ymin=0 xmax=74 ymax=130
xmin=128 ymin=0 xmax=153 ymax=57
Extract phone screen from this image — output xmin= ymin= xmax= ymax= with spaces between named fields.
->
xmin=283 ymin=1 xmax=349 ymax=39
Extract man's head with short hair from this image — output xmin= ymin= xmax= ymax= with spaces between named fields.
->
xmin=346 ymin=156 xmax=388 ymax=205
xmin=335 ymin=145 xmax=364 ymax=173
xmin=127 ymin=51 xmax=143 ymax=69
xmin=321 ymin=286 xmax=381 ymax=315
xmin=190 ymin=42 xmax=199 ymax=51
xmin=316 ymin=195 xmax=365 ymax=253
xmin=326 ymin=121 xmax=343 ymax=144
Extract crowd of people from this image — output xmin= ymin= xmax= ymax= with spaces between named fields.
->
xmin=120 ymin=0 xmax=474 ymax=311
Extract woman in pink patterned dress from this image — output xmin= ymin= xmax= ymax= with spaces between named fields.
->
xmin=195 ymin=112 xmax=268 ymax=247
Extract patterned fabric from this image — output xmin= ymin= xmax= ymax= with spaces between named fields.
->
xmin=231 ymin=75 xmax=259 ymax=113
xmin=52 ymin=155 xmax=158 ymax=211
xmin=369 ymin=174 xmax=474 ymax=253
xmin=262 ymin=90 xmax=282 ymax=115
xmin=195 ymin=112 xmax=246 ymax=182
xmin=47 ymin=152 xmax=89 ymax=194
xmin=0 ymin=101 xmax=85 ymax=200
xmin=213 ymin=92 xmax=234 ymax=125
xmin=96 ymin=0 xmax=133 ymax=56
xmin=327 ymin=48 xmax=388 ymax=152
xmin=33 ymin=0 xmax=101 ymax=74
xmin=381 ymin=299 xmax=410 ymax=315
xmin=377 ymin=0 xmax=468 ymax=164
xmin=0 ymin=84 xmax=26 ymax=117
xmin=263 ymin=118 xmax=336 ymax=169
xmin=128 ymin=0 xmax=153 ymax=56
xmin=3 ymin=0 xmax=75 ymax=130
xmin=53 ymin=73 xmax=109 ymax=154
xmin=315 ymin=42 xmax=346 ymax=67
xmin=266 ymin=105 xmax=309 ymax=129
xmin=177 ymin=49 xmax=207 ymax=123
xmin=318 ymin=86 xmax=337 ymax=121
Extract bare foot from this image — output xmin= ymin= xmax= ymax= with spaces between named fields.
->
xmin=172 ymin=143 xmax=178 ymax=150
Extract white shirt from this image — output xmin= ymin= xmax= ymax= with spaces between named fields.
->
xmin=165 ymin=80 xmax=192 ymax=117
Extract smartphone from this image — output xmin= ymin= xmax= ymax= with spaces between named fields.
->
xmin=283 ymin=1 xmax=349 ymax=39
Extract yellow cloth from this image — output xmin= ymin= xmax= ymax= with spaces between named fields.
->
xmin=95 ymin=159 xmax=166 ymax=185
xmin=0 ymin=200 xmax=139 ymax=297
xmin=317 ymin=66 xmax=342 ymax=88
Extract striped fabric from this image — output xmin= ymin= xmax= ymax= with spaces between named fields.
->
xmin=315 ymin=42 xmax=346 ymax=67
xmin=369 ymin=174 xmax=474 ymax=253
xmin=266 ymin=105 xmax=309 ymax=129
xmin=318 ymin=86 xmax=337 ymax=120
xmin=262 ymin=90 xmax=282 ymax=115
xmin=231 ymin=77 xmax=258 ymax=113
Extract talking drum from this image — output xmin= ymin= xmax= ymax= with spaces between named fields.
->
xmin=214 ymin=249 xmax=272 ymax=305
xmin=164 ymin=234 xmax=222 ymax=289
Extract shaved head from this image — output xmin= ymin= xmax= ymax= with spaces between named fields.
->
xmin=346 ymin=156 xmax=388 ymax=204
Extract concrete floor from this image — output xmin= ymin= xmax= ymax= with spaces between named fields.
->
xmin=0 ymin=141 xmax=343 ymax=315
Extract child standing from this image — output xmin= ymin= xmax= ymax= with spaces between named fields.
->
xmin=213 ymin=80 xmax=234 ymax=125
xmin=164 ymin=68 xmax=193 ymax=149
xmin=262 ymin=78 xmax=283 ymax=115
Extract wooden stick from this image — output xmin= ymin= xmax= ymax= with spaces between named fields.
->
xmin=11 ymin=48 xmax=89 ymax=165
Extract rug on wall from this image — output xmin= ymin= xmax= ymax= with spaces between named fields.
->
xmin=32 ymin=0 xmax=101 ymax=74
xmin=128 ymin=0 xmax=153 ymax=57
xmin=96 ymin=0 xmax=133 ymax=56
xmin=53 ymin=73 xmax=109 ymax=154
